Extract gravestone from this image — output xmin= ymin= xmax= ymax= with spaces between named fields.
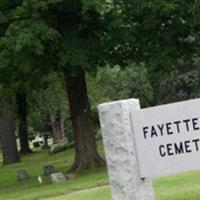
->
xmin=66 ymin=173 xmax=76 ymax=180
xmin=51 ymin=172 xmax=66 ymax=183
xmin=98 ymin=99 xmax=154 ymax=200
xmin=17 ymin=170 xmax=30 ymax=181
xmin=43 ymin=165 xmax=57 ymax=176
xmin=37 ymin=175 xmax=43 ymax=184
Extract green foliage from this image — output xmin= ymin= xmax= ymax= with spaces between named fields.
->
xmin=0 ymin=0 xmax=110 ymax=85
xmin=88 ymin=64 xmax=153 ymax=109
xmin=31 ymin=73 xmax=67 ymax=115
xmin=0 ymin=0 xmax=61 ymax=90
xmin=192 ymin=1 xmax=200 ymax=25
xmin=160 ymin=69 xmax=200 ymax=104
xmin=82 ymin=0 xmax=113 ymax=14
xmin=28 ymin=73 xmax=69 ymax=132
xmin=0 ymin=0 xmax=199 ymax=83
xmin=100 ymin=0 xmax=200 ymax=95
xmin=125 ymin=0 xmax=198 ymax=65
xmin=14 ymin=0 xmax=62 ymax=16
xmin=0 ymin=19 xmax=59 ymax=87
xmin=58 ymin=36 xmax=98 ymax=69
xmin=0 ymin=11 xmax=7 ymax=24
xmin=114 ymin=0 xmax=200 ymax=105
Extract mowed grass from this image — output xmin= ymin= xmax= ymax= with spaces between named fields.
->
xmin=45 ymin=170 xmax=200 ymax=200
xmin=154 ymin=170 xmax=200 ymax=200
xmin=0 ymin=141 xmax=109 ymax=200
xmin=1 ymin=141 xmax=200 ymax=200
xmin=45 ymin=187 xmax=111 ymax=200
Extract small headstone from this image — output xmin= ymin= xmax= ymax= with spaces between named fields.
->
xmin=43 ymin=165 xmax=57 ymax=176
xmin=65 ymin=173 xmax=76 ymax=180
xmin=51 ymin=172 xmax=66 ymax=183
xmin=17 ymin=170 xmax=30 ymax=181
xmin=37 ymin=175 xmax=43 ymax=184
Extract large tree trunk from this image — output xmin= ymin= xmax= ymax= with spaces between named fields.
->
xmin=16 ymin=91 xmax=32 ymax=154
xmin=0 ymin=97 xmax=20 ymax=165
xmin=64 ymin=68 xmax=105 ymax=171
xmin=59 ymin=110 xmax=65 ymax=137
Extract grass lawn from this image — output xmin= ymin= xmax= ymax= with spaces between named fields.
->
xmin=154 ymin=170 xmax=200 ymax=200
xmin=1 ymin=141 xmax=200 ymax=200
xmin=41 ymin=170 xmax=200 ymax=200
xmin=0 ymin=141 xmax=109 ymax=200
xmin=45 ymin=187 xmax=111 ymax=200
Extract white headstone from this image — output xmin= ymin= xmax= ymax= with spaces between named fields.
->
xmin=17 ymin=170 xmax=30 ymax=181
xmin=51 ymin=172 xmax=66 ymax=183
xmin=98 ymin=99 xmax=154 ymax=200
xmin=37 ymin=175 xmax=43 ymax=184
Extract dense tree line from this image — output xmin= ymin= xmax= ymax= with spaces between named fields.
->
xmin=0 ymin=0 xmax=199 ymax=170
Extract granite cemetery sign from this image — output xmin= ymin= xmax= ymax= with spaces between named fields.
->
xmin=98 ymin=98 xmax=200 ymax=200
xmin=131 ymin=98 xmax=200 ymax=178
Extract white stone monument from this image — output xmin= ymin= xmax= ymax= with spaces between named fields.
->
xmin=131 ymin=98 xmax=200 ymax=178
xmin=98 ymin=99 xmax=155 ymax=200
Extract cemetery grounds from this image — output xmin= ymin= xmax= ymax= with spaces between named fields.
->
xmin=1 ymin=141 xmax=200 ymax=200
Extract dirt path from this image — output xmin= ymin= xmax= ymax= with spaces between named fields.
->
xmin=40 ymin=184 xmax=109 ymax=200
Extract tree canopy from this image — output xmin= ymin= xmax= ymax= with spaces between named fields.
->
xmin=0 ymin=0 xmax=200 ymax=168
